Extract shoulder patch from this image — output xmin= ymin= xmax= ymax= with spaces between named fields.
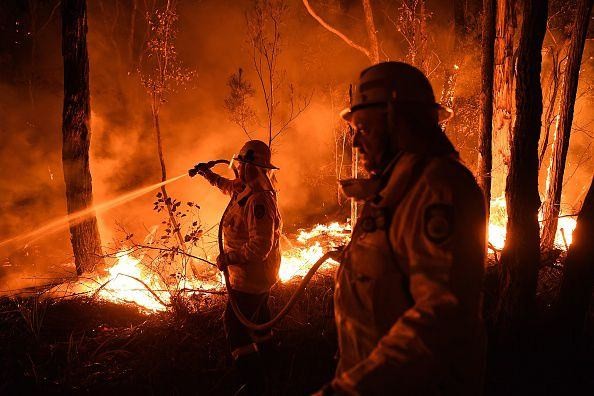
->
xmin=423 ymin=203 xmax=454 ymax=244
xmin=254 ymin=204 xmax=266 ymax=219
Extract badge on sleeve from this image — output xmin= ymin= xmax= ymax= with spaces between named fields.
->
xmin=423 ymin=203 xmax=454 ymax=244
xmin=254 ymin=204 xmax=266 ymax=219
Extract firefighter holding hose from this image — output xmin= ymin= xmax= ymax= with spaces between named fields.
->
xmin=191 ymin=140 xmax=282 ymax=395
xmin=317 ymin=62 xmax=487 ymax=395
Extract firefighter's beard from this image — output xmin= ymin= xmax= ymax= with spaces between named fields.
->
xmin=358 ymin=143 xmax=398 ymax=177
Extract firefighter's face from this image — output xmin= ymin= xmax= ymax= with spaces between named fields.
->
xmin=351 ymin=106 xmax=391 ymax=174
xmin=238 ymin=162 xmax=259 ymax=183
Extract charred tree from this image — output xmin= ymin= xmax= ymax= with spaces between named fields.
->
xmin=61 ymin=0 xmax=104 ymax=275
xmin=491 ymin=0 xmax=516 ymax=199
xmin=498 ymin=0 xmax=547 ymax=331
xmin=556 ymin=176 xmax=594 ymax=345
xmin=540 ymin=0 xmax=593 ymax=251
xmin=477 ymin=0 xmax=496 ymax=217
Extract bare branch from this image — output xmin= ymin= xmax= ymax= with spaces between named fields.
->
xmin=302 ymin=0 xmax=372 ymax=61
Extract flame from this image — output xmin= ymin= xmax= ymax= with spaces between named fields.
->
xmin=95 ymin=250 xmax=169 ymax=312
xmin=280 ymin=222 xmax=350 ymax=281
xmin=55 ymin=222 xmax=351 ymax=312
xmin=53 ymin=201 xmax=576 ymax=312
xmin=487 ymin=195 xmax=577 ymax=251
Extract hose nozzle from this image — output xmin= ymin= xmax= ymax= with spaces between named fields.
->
xmin=188 ymin=159 xmax=230 ymax=177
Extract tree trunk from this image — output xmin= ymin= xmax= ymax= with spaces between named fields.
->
xmin=556 ymin=175 xmax=594 ymax=345
xmin=151 ymin=100 xmax=187 ymax=255
xmin=491 ymin=0 xmax=516 ymax=199
xmin=477 ymin=0 xmax=496 ymax=218
xmin=540 ymin=0 xmax=593 ymax=251
xmin=61 ymin=0 xmax=104 ymax=275
xmin=361 ymin=0 xmax=380 ymax=64
xmin=498 ymin=0 xmax=547 ymax=331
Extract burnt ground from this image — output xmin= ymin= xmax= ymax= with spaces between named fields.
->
xmin=1 ymin=263 xmax=594 ymax=395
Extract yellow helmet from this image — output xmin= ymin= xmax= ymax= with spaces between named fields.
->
xmin=340 ymin=62 xmax=453 ymax=123
xmin=233 ymin=140 xmax=279 ymax=170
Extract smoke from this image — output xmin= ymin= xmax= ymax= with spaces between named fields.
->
xmin=1 ymin=0 xmax=593 ymax=290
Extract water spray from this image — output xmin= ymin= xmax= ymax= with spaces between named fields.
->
xmin=0 ymin=173 xmax=188 ymax=250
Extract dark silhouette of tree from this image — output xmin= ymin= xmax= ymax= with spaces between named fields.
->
xmin=498 ymin=0 xmax=548 ymax=332
xmin=61 ymin=0 xmax=104 ymax=275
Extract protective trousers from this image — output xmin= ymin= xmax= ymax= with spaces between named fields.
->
xmin=224 ymin=290 xmax=273 ymax=395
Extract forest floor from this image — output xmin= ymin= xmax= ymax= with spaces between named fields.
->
xmin=1 ymin=259 xmax=593 ymax=395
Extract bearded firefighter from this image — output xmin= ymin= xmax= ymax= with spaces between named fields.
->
xmin=191 ymin=140 xmax=282 ymax=395
xmin=317 ymin=62 xmax=487 ymax=395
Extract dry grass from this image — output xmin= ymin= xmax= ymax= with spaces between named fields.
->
xmin=0 ymin=272 xmax=336 ymax=395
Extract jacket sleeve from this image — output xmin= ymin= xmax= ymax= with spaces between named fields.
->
xmin=202 ymin=169 xmax=244 ymax=196
xmin=237 ymin=193 xmax=276 ymax=263
xmin=333 ymin=180 xmax=468 ymax=394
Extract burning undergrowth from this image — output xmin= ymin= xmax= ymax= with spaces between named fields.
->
xmin=0 ymin=188 xmax=585 ymax=394
xmin=19 ymin=190 xmax=349 ymax=314
xmin=0 ymin=187 xmax=350 ymax=394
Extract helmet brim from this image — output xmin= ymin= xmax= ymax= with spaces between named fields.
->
xmin=232 ymin=157 xmax=279 ymax=170
xmin=340 ymin=103 xmax=454 ymax=123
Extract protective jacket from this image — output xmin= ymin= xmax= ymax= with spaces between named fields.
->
xmin=333 ymin=151 xmax=486 ymax=395
xmin=203 ymin=170 xmax=282 ymax=294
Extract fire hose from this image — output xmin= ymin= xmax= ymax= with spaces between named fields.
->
xmin=190 ymin=160 xmax=340 ymax=331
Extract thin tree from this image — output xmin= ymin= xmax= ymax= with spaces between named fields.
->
xmin=140 ymin=0 xmax=195 ymax=260
xmin=538 ymin=3 xmax=574 ymax=170
xmin=61 ymin=0 xmax=105 ymax=275
xmin=224 ymin=68 xmax=257 ymax=139
xmin=540 ymin=0 xmax=593 ymax=251
xmin=439 ymin=0 xmax=467 ymax=110
xmin=498 ymin=0 xmax=548 ymax=331
xmin=246 ymin=0 xmax=310 ymax=146
xmin=392 ymin=0 xmax=442 ymax=77
xmin=491 ymin=0 xmax=516 ymax=200
xmin=477 ymin=0 xmax=496 ymax=220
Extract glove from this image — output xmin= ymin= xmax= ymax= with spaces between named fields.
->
xmin=216 ymin=251 xmax=243 ymax=271
xmin=188 ymin=163 xmax=210 ymax=178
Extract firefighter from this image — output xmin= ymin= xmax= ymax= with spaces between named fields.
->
xmin=193 ymin=140 xmax=282 ymax=395
xmin=317 ymin=62 xmax=487 ymax=395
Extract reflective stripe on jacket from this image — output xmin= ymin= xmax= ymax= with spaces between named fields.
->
xmin=333 ymin=152 xmax=486 ymax=395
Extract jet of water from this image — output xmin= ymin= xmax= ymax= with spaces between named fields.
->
xmin=0 ymin=173 xmax=188 ymax=250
